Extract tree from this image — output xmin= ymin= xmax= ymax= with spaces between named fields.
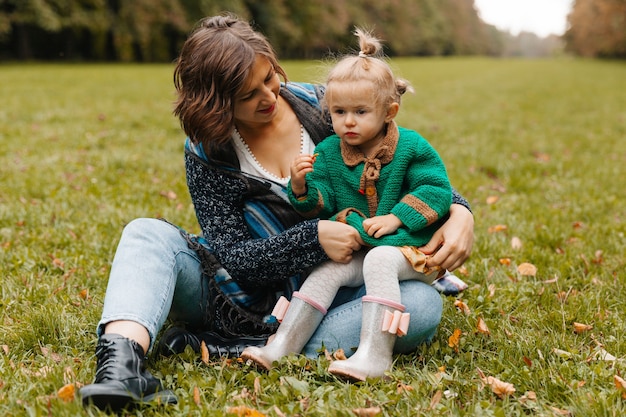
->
xmin=565 ymin=0 xmax=626 ymax=57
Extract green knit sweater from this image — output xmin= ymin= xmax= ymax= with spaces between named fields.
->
xmin=288 ymin=122 xmax=452 ymax=247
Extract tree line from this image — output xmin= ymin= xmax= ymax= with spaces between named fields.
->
xmin=0 ymin=0 xmax=623 ymax=61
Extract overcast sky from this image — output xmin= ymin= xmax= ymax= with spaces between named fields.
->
xmin=473 ymin=0 xmax=574 ymax=37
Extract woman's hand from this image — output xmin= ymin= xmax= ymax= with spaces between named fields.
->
xmin=418 ymin=204 xmax=474 ymax=271
xmin=290 ymin=154 xmax=316 ymax=196
xmin=318 ymin=220 xmax=364 ymax=263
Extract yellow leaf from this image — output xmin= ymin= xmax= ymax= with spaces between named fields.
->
xmin=226 ymin=405 xmax=267 ymax=417
xmin=517 ymin=262 xmax=537 ymax=276
xmin=614 ymin=375 xmax=626 ymax=393
xmin=57 ymin=383 xmax=75 ymax=402
xmin=486 ymin=195 xmax=499 ymax=204
xmin=448 ymin=328 xmax=462 ymax=351
xmin=488 ymin=224 xmax=508 ymax=233
xmin=200 ymin=341 xmax=209 ymax=364
xmin=477 ymin=317 xmax=490 ymax=335
xmin=573 ymin=322 xmax=593 ymax=334
xmin=454 ymin=300 xmax=471 ymax=315
xmin=499 ymin=258 xmax=511 ymax=266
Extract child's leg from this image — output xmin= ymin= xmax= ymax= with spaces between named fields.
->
xmin=298 ymin=249 xmax=366 ymax=309
xmin=362 ymin=246 xmax=422 ymax=302
xmin=328 ymin=246 xmax=418 ymax=381
xmin=240 ymin=251 xmax=366 ymax=369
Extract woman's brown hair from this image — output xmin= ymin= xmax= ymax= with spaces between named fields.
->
xmin=173 ymin=14 xmax=287 ymax=154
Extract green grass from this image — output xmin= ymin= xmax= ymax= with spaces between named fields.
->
xmin=0 ymin=57 xmax=625 ymax=416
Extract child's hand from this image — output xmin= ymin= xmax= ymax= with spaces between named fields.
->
xmin=362 ymin=214 xmax=402 ymax=238
xmin=290 ymin=153 xmax=317 ymax=195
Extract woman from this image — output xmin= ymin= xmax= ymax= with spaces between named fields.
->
xmin=79 ymin=14 xmax=474 ymax=411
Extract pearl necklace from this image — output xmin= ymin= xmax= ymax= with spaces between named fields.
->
xmin=233 ymin=124 xmax=304 ymax=181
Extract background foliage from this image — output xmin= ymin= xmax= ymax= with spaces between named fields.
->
xmin=4 ymin=0 xmax=623 ymax=61
xmin=0 ymin=57 xmax=625 ymax=415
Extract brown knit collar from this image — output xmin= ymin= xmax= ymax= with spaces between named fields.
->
xmin=340 ymin=120 xmax=399 ymax=167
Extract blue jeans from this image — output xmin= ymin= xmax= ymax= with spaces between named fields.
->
xmin=98 ymin=218 xmax=443 ymax=356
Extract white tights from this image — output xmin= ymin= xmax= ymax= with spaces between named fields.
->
xmin=298 ymin=246 xmax=431 ymax=309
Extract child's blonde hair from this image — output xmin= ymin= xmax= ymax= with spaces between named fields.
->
xmin=326 ymin=28 xmax=413 ymax=107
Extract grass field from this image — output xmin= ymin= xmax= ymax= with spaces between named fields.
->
xmin=0 ymin=57 xmax=625 ymax=416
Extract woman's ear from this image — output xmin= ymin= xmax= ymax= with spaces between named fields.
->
xmin=385 ymin=102 xmax=400 ymax=122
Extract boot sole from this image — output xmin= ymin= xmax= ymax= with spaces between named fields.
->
xmin=81 ymin=387 xmax=177 ymax=411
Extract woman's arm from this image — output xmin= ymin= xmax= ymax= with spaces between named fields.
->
xmin=185 ymin=153 xmax=328 ymax=286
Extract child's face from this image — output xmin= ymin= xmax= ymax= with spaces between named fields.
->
xmin=326 ymin=80 xmax=396 ymax=155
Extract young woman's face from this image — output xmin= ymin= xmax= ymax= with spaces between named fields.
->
xmin=326 ymin=80 xmax=396 ymax=155
xmin=233 ymin=55 xmax=281 ymax=126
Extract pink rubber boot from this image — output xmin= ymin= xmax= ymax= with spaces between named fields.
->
xmin=240 ymin=292 xmax=326 ymax=370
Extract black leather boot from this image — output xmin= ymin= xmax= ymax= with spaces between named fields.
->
xmin=80 ymin=334 xmax=177 ymax=411
xmin=159 ymin=326 xmax=267 ymax=358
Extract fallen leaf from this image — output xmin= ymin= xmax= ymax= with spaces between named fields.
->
xmin=352 ymin=406 xmax=381 ymax=416
xmin=486 ymin=195 xmax=499 ymax=204
xmin=160 ymin=190 xmax=178 ymax=200
xmin=614 ymin=375 xmax=626 ymax=398
xmin=57 ymin=383 xmax=75 ymax=402
xmin=488 ymin=224 xmax=508 ymax=233
xmin=487 ymin=284 xmax=496 ymax=298
xmin=333 ymin=349 xmax=347 ymax=360
xmin=486 ymin=376 xmax=516 ymax=398
xmin=454 ymin=300 xmax=471 ymax=315
xmin=519 ymin=391 xmax=537 ymax=403
xmin=552 ymin=348 xmax=572 ymax=359
xmin=448 ymin=328 xmax=462 ymax=351
xmin=193 ymin=386 xmax=201 ymax=405
xmin=517 ymin=262 xmax=537 ymax=276
xmin=476 ymin=317 xmax=490 ymax=335
xmin=428 ymin=390 xmax=443 ymax=410
xmin=573 ymin=322 xmax=593 ymax=334
xmin=499 ymin=258 xmax=511 ymax=266
xmin=523 ymin=356 xmax=532 ymax=368
xmin=511 ymin=236 xmax=523 ymax=250
xmin=226 ymin=405 xmax=267 ymax=417
xmin=549 ymin=406 xmax=572 ymax=416
xmin=200 ymin=341 xmax=209 ymax=364
xmin=396 ymin=382 xmax=413 ymax=393
xmin=78 ymin=289 xmax=89 ymax=300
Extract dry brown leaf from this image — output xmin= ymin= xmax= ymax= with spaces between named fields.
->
xmin=429 ymin=390 xmax=443 ymax=410
xmin=323 ymin=348 xmax=333 ymax=361
xmin=486 ymin=376 xmax=516 ymax=398
xmin=499 ymin=258 xmax=511 ymax=266
xmin=476 ymin=317 xmax=490 ymax=335
xmin=78 ymin=288 xmax=89 ymax=300
xmin=160 ymin=190 xmax=178 ymax=200
xmin=448 ymin=328 xmax=462 ymax=351
xmin=396 ymin=382 xmax=413 ymax=393
xmin=488 ymin=224 xmax=508 ymax=233
xmin=519 ymin=390 xmax=537 ymax=403
xmin=57 ymin=383 xmax=75 ymax=402
xmin=193 ymin=386 xmax=201 ymax=405
xmin=200 ymin=341 xmax=209 ymax=364
xmin=352 ymin=406 xmax=381 ymax=416
xmin=523 ymin=356 xmax=532 ymax=368
xmin=226 ymin=405 xmax=267 ymax=417
xmin=457 ymin=265 xmax=469 ymax=277
xmin=2 ymin=345 xmax=8 ymax=355
xmin=573 ymin=322 xmax=593 ymax=334
xmin=333 ymin=349 xmax=347 ymax=360
xmin=614 ymin=375 xmax=626 ymax=399
xmin=486 ymin=195 xmax=499 ymax=205
xmin=454 ymin=299 xmax=471 ymax=315
xmin=488 ymin=284 xmax=496 ymax=298
xmin=511 ymin=236 xmax=523 ymax=250
xmin=517 ymin=262 xmax=537 ymax=276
